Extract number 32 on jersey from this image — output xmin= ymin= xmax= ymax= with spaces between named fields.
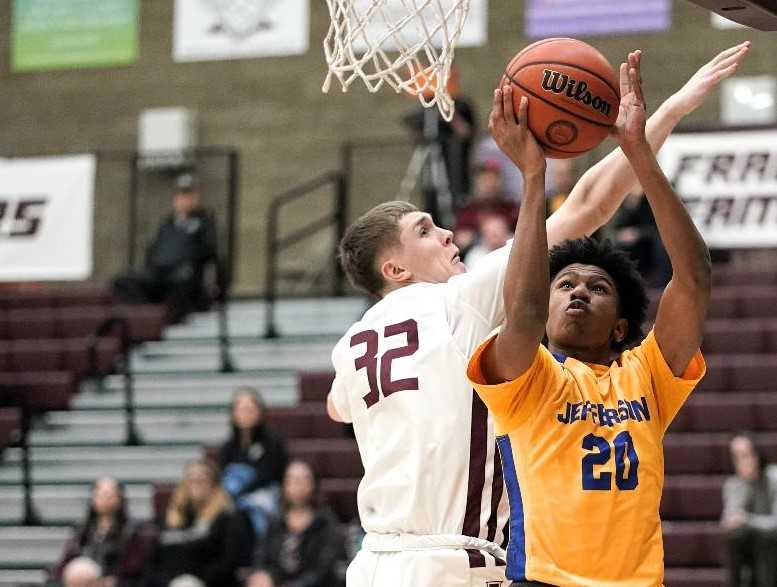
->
xmin=350 ymin=319 xmax=420 ymax=408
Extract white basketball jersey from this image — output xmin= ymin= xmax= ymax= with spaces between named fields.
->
xmin=329 ymin=245 xmax=512 ymax=558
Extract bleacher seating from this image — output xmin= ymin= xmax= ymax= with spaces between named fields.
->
xmin=0 ymin=286 xmax=166 ymax=453
xmin=1 ymin=266 xmax=776 ymax=586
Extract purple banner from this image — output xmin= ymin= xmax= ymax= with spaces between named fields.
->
xmin=526 ymin=0 xmax=671 ymax=38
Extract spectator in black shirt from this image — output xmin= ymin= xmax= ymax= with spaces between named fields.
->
xmin=52 ymin=477 xmax=155 ymax=587
xmin=219 ymin=387 xmax=289 ymax=537
xmin=113 ymin=173 xmax=217 ymax=322
xmin=151 ymin=460 xmax=253 ymax=587
xmin=245 ymin=460 xmax=344 ymax=587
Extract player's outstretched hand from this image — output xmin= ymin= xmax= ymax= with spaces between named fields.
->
xmin=489 ymin=86 xmax=546 ymax=177
xmin=666 ymin=41 xmax=750 ymax=117
xmin=612 ymin=50 xmax=647 ymax=149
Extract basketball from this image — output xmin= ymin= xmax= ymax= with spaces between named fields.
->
xmin=499 ymin=38 xmax=620 ymax=159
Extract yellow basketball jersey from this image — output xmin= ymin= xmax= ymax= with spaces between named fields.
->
xmin=467 ymin=329 xmax=705 ymax=587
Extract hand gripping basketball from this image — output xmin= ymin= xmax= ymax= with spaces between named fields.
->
xmin=489 ymin=86 xmax=546 ymax=177
xmin=499 ymin=38 xmax=620 ymax=159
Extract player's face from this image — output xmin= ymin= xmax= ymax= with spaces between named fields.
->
xmin=546 ymin=264 xmax=625 ymax=356
xmin=392 ymin=212 xmax=465 ymax=283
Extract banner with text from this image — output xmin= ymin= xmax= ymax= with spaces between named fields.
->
xmin=174 ymin=0 xmax=309 ymax=62
xmin=0 ymin=155 xmax=96 ymax=281
xmin=658 ymin=130 xmax=777 ymax=248
xmin=525 ymin=0 xmax=670 ymax=38
xmin=12 ymin=0 xmax=139 ymax=72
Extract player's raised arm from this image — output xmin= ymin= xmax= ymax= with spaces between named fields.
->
xmin=546 ymin=42 xmax=750 ymax=247
xmin=615 ymin=51 xmax=711 ymax=376
xmin=478 ymin=89 xmax=549 ymax=384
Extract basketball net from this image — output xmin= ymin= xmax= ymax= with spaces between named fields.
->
xmin=322 ymin=0 xmax=471 ymax=121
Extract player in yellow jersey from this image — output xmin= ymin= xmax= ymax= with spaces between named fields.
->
xmin=466 ymin=50 xmax=712 ymax=587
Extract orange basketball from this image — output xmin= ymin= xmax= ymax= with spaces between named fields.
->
xmin=499 ymin=38 xmax=620 ymax=159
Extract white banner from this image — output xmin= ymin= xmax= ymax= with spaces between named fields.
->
xmin=351 ymin=0 xmax=488 ymax=52
xmin=658 ymin=130 xmax=777 ymax=248
xmin=0 ymin=155 xmax=96 ymax=281
xmin=173 ymin=0 xmax=309 ymax=62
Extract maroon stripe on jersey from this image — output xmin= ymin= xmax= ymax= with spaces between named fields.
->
xmin=463 ymin=392 xmax=488 ymax=540
xmin=486 ymin=443 xmax=504 ymax=542
xmin=501 ymin=525 xmax=510 ymax=550
xmin=466 ymin=549 xmax=486 ymax=568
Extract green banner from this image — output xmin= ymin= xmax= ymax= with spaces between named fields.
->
xmin=12 ymin=0 xmax=139 ymax=72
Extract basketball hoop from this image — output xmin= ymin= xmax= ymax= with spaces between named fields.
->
xmin=322 ymin=0 xmax=472 ymax=121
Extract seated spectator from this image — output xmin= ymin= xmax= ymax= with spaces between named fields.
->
xmin=244 ymin=460 xmax=344 ymax=587
xmin=463 ymin=212 xmax=513 ymax=269
xmin=151 ymin=460 xmax=253 ymax=587
xmin=545 ymin=158 xmax=576 ymax=215
xmin=474 ymin=136 xmax=571 ymax=205
xmin=51 ymin=477 xmax=155 ymax=587
xmin=721 ymin=433 xmax=777 ymax=587
xmin=219 ymin=387 xmax=288 ymax=537
xmin=454 ymin=159 xmax=518 ymax=255
xmin=113 ymin=173 xmax=218 ymax=323
xmin=609 ymin=189 xmax=670 ymax=286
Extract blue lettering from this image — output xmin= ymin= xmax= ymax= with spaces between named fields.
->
xmin=570 ymin=403 xmax=581 ymax=423
xmin=617 ymin=400 xmax=630 ymax=422
xmin=630 ymin=397 xmax=651 ymax=422
xmin=558 ymin=402 xmax=572 ymax=424
xmin=605 ymin=408 xmax=620 ymax=426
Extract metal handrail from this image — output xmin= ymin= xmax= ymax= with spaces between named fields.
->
xmin=86 ymin=316 xmax=141 ymax=446
xmin=264 ymin=170 xmax=348 ymax=338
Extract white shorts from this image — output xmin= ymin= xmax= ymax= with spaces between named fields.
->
xmin=346 ymin=548 xmax=508 ymax=587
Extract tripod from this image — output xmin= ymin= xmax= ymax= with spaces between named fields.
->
xmin=397 ymin=107 xmax=455 ymax=228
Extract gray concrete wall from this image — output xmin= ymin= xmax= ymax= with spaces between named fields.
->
xmin=0 ymin=1 xmax=773 ymax=293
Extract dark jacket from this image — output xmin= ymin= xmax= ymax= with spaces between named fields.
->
xmin=218 ymin=425 xmax=289 ymax=496
xmin=145 ymin=208 xmax=217 ymax=279
xmin=52 ymin=520 xmax=156 ymax=587
xmin=253 ymin=508 xmax=344 ymax=587
xmin=153 ymin=508 xmax=254 ymax=587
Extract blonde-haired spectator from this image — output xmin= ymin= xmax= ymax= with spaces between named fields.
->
xmin=150 ymin=460 xmax=253 ymax=587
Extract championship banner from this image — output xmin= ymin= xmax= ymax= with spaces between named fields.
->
xmin=0 ymin=155 xmax=96 ymax=282
xmin=350 ymin=0 xmax=488 ymax=52
xmin=173 ymin=0 xmax=309 ymax=62
xmin=658 ymin=130 xmax=777 ymax=248
xmin=11 ymin=0 xmax=139 ymax=72
xmin=525 ymin=0 xmax=670 ymax=38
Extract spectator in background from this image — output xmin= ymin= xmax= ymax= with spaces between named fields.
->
xmin=52 ymin=477 xmax=154 ymax=587
xmin=610 ymin=189 xmax=671 ymax=286
xmin=722 ymin=433 xmax=777 ymax=587
xmin=453 ymin=159 xmax=518 ymax=256
xmin=545 ymin=158 xmax=577 ymax=215
xmin=219 ymin=388 xmax=289 ymax=537
xmin=151 ymin=460 xmax=253 ymax=587
xmin=244 ymin=460 xmax=344 ymax=587
xmin=61 ymin=557 xmax=101 ymax=587
xmin=113 ymin=173 xmax=218 ymax=323
xmin=401 ymin=67 xmax=477 ymax=210
xmin=474 ymin=138 xmax=572 ymax=205
xmin=463 ymin=213 xmax=513 ymax=269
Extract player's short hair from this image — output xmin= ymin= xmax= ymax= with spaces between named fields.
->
xmin=549 ymin=237 xmax=648 ymax=352
xmin=339 ymin=201 xmax=419 ymax=296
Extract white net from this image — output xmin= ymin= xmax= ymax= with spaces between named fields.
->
xmin=322 ymin=0 xmax=472 ymax=121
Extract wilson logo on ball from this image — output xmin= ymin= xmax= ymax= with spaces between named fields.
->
xmin=541 ymin=69 xmax=612 ymax=117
